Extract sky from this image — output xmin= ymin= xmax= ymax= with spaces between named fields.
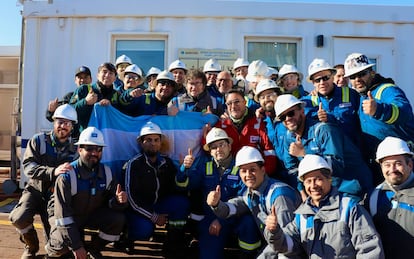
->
xmin=1 ymin=0 xmax=23 ymax=46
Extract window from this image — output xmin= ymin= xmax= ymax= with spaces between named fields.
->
xmin=115 ymin=39 xmax=166 ymax=75
xmin=246 ymin=39 xmax=299 ymax=70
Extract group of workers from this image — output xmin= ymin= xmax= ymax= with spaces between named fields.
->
xmin=8 ymin=51 xmax=414 ymax=259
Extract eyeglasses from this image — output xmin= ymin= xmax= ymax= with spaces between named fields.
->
xmin=55 ymin=119 xmax=72 ymax=127
xmin=125 ymin=74 xmax=141 ymax=81
xmin=226 ymin=99 xmax=242 ymax=107
xmin=279 ymin=109 xmax=297 ymax=121
xmin=158 ymin=80 xmax=173 ymax=87
xmin=81 ymin=145 xmax=103 ymax=153
xmin=313 ymin=75 xmax=331 ymax=83
xmin=349 ymin=70 xmax=369 ymax=80
xmin=217 ymin=78 xmax=231 ymax=83
xmin=259 ymin=92 xmax=277 ymax=100
xmin=187 ymin=81 xmax=203 ymax=87
xmin=209 ymin=141 xmax=228 ymax=150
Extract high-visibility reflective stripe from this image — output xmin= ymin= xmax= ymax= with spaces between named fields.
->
xmin=238 ymin=239 xmax=262 ymax=251
xmin=342 ymin=87 xmax=349 ymax=103
xmin=311 ymin=96 xmax=318 ymax=107
xmin=145 ymin=94 xmax=151 ymax=105
xmin=169 ymin=220 xmax=187 ymax=227
xmin=385 ymin=104 xmax=399 ymax=124
xmin=231 ymin=166 xmax=238 ymax=175
xmin=99 ymin=231 xmax=120 ymax=242
xmin=55 ymin=216 xmax=74 ymax=226
xmin=374 ymin=83 xmax=394 ymax=100
xmin=176 ymin=177 xmax=189 ymax=188
xmin=206 ymin=161 xmax=213 ymax=175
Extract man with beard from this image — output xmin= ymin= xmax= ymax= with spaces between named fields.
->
xmin=177 ymin=128 xmax=261 ymax=259
xmin=367 ymin=137 xmax=414 ymax=258
xmin=10 ymin=104 xmax=78 ymax=259
xmin=274 ymin=94 xmax=373 ymax=200
xmin=209 ymin=89 xmax=277 ymax=177
xmin=70 ymin=62 xmax=123 ymax=133
xmin=119 ymin=70 xmax=177 ymax=116
xmin=45 ymin=127 xmax=127 ymax=258
xmin=123 ymin=122 xmax=189 ymax=258
xmin=344 ymin=53 xmax=414 ymax=185
xmin=207 ymin=146 xmax=301 ymax=258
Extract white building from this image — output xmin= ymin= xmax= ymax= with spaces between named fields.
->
xmin=18 ymin=0 xmax=414 ymax=176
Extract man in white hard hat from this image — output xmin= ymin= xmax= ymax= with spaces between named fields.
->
xmin=45 ymin=126 xmax=127 ymax=258
xmin=233 ymin=58 xmax=249 ymax=80
xmin=207 ymin=146 xmax=301 ymax=258
xmin=145 ymin=66 xmax=162 ymax=93
xmin=177 ymin=128 xmax=261 ymax=259
xmin=344 ymin=52 xmax=414 ymax=185
xmin=274 ymin=94 xmax=373 ymax=199
xmin=203 ymin=58 xmax=222 ymax=89
xmin=120 ymin=64 xmax=145 ymax=92
xmin=301 ymin=58 xmax=362 ymax=146
xmin=114 ymin=54 xmax=133 ymax=90
xmin=10 ymin=104 xmax=79 ymax=259
xmin=122 ymin=122 xmax=189 ymax=258
xmin=245 ymin=60 xmax=269 ymax=110
xmin=168 ymin=59 xmax=188 ymax=95
xmin=367 ymin=136 xmax=414 ymax=258
xmin=265 ymin=154 xmax=384 ymax=258
xmin=277 ymin=64 xmax=308 ymax=98
xmin=120 ymin=70 xmax=177 ymax=117
xmin=168 ymin=69 xmax=224 ymax=116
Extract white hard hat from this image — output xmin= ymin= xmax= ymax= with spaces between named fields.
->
xmin=138 ymin=121 xmax=163 ymax=139
xmin=254 ymin=79 xmax=279 ymax=102
xmin=203 ymin=58 xmax=222 ymax=73
xmin=278 ymin=64 xmax=303 ymax=81
xmin=203 ymin=127 xmax=233 ymax=151
xmin=307 ymin=58 xmax=336 ymax=82
xmin=233 ymin=58 xmax=250 ymax=72
xmin=235 ymin=146 xmax=264 ymax=167
xmin=115 ymin=54 xmax=132 ymax=67
xmin=75 ymin=127 xmax=106 ymax=146
xmin=274 ymin=94 xmax=303 ymax=118
xmin=344 ymin=53 xmax=375 ymax=78
xmin=298 ymin=154 xmax=332 ymax=182
xmin=246 ymin=60 xmax=270 ymax=83
xmin=124 ymin=64 xmax=143 ymax=77
xmin=376 ymin=136 xmax=414 ymax=162
xmin=52 ymin=104 xmax=78 ymax=124
xmin=156 ymin=70 xmax=177 ymax=88
xmin=168 ymin=59 xmax=187 ymax=72
xmin=146 ymin=67 xmax=162 ymax=77
xmin=267 ymin=67 xmax=279 ymax=76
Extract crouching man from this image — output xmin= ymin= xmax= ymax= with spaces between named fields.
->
xmin=45 ymin=127 xmax=127 ymax=258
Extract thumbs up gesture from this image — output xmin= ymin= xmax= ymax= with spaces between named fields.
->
xmin=265 ymin=204 xmax=278 ymax=232
xmin=204 ymin=105 xmax=213 ymax=115
xmin=289 ymin=135 xmax=305 ymax=157
xmin=85 ymin=88 xmax=98 ymax=105
xmin=317 ymin=102 xmax=328 ymax=122
xmin=183 ymin=148 xmax=194 ymax=169
xmin=115 ymin=184 xmax=127 ymax=204
xmin=207 ymin=185 xmax=221 ymax=207
xmin=362 ymin=91 xmax=377 ymax=116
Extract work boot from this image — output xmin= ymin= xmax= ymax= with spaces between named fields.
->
xmin=87 ymin=236 xmax=108 ymax=259
xmin=20 ymin=228 xmax=39 ymax=259
xmin=164 ymin=227 xmax=187 ymax=259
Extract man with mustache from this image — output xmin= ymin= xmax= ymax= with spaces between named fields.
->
xmin=9 ymin=104 xmax=78 ymax=259
xmin=367 ymin=136 xmax=414 ymax=258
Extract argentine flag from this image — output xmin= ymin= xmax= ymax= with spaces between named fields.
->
xmin=88 ymin=104 xmax=218 ymax=180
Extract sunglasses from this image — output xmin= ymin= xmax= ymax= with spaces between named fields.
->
xmin=313 ymin=75 xmax=331 ymax=83
xmin=81 ymin=145 xmax=103 ymax=152
xmin=125 ymin=74 xmax=141 ymax=81
xmin=279 ymin=109 xmax=297 ymax=121
xmin=158 ymin=80 xmax=173 ymax=86
xmin=349 ymin=70 xmax=369 ymax=80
